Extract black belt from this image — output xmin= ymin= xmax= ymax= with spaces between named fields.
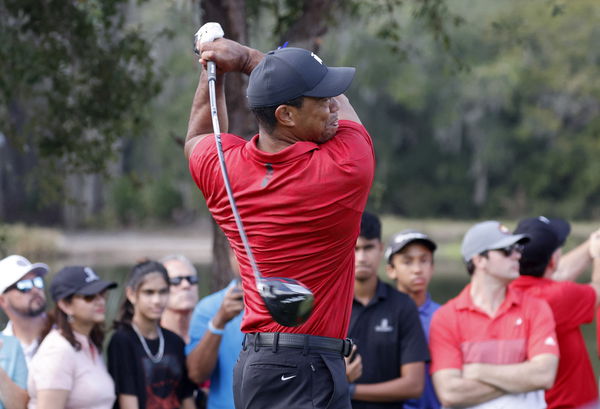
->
xmin=244 ymin=332 xmax=353 ymax=357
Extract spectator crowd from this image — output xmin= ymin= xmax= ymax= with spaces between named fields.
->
xmin=1 ymin=212 xmax=600 ymax=409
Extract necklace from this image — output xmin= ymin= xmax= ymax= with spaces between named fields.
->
xmin=131 ymin=323 xmax=164 ymax=364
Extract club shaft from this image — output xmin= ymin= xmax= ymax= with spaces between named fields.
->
xmin=207 ymin=61 xmax=263 ymax=284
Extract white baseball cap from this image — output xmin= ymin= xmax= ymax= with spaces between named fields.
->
xmin=0 ymin=255 xmax=49 ymax=294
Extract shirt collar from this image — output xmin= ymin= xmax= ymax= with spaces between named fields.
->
xmin=246 ymin=134 xmax=319 ymax=164
xmin=455 ymin=283 xmax=521 ymax=313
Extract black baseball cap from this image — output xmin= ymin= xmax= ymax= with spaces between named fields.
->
xmin=385 ymin=229 xmax=437 ymax=263
xmin=247 ymin=47 xmax=355 ymax=108
xmin=514 ymin=216 xmax=571 ymax=273
xmin=50 ymin=266 xmax=117 ymax=302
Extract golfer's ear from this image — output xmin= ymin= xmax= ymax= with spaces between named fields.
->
xmin=274 ymin=105 xmax=297 ymax=128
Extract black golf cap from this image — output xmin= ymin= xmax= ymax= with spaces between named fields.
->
xmin=247 ymin=47 xmax=355 ymax=108
xmin=385 ymin=230 xmax=437 ymax=264
xmin=51 ymin=266 xmax=117 ymax=302
xmin=515 ymin=216 xmax=571 ymax=273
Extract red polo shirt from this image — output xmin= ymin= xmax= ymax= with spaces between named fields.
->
xmin=189 ymin=120 xmax=375 ymax=338
xmin=511 ymin=276 xmax=597 ymax=409
xmin=430 ymin=284 xmax=559 ymax=374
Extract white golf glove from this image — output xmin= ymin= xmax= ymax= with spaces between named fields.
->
xmin=195 ymin=22 xmax=224 ymax=44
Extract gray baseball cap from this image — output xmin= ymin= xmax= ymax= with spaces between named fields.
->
xmin=385 ymin=230 xmax=437 ymax=263
xmin=461 ymin=221 xmax=530 ymax=262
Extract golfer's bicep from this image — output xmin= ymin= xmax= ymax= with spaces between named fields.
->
xmin=185 ymin=134 xmax=210 ymax=159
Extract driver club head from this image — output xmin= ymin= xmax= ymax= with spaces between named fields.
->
xmin=257 ymin=277 xmax=314 ymax=327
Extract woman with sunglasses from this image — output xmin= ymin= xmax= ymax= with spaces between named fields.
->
xmin=107 ymin=260 xmax=195 ymax=409
xmin=27 ymin=266 xmax=117 ymax=409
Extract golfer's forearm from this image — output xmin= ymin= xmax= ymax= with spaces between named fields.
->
xmin=240 ymin=47 xmax=265 ymax=75
xmin=554 ymin=239 xmax=591 ymax=281
xmin=0 ymin=369 xmax=28 ymax=409
xmin=186 ymin=69 xmax=227 ymax=142
xmin=354 ymin=376 xmax=423 ymax=402
xmin=186 ymin=332 xmax=221 ymax=383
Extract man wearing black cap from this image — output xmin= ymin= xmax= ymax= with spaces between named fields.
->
xmin=346 ymin=212 xmax=429 ymax=409
xmin=430 ymin=221 xmax=559 ymax=409
xmin=187 ymin=34 xmax=374 ymax=408
xmin=385 ymin=230 xmax=440 ymax=409
xmin=510 ymin=216 xmax=600 ymax=409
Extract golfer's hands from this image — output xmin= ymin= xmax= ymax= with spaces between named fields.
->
xmin=196 ymin=38 xmax=263 ymax=75
xmin=212 ymin=283 xmax=244 ymax=329
xmin=589 ymin=229 xmax=600 ymax=259
xmin=345 ymin=345 xmax=363 ymax=383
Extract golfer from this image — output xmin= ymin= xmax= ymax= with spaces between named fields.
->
xmin=186 ymin=35 xmax=375 ymax=408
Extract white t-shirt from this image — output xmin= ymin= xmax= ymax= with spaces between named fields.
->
xmin=27 ymin=329 xmax=115 ymax=409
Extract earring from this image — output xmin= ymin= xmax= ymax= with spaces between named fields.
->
xmin=68 ymin=314 xmax=74 ymax=323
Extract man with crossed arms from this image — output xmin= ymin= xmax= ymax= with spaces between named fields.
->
xmin=430 ymin=221 xmax=559 ymax=408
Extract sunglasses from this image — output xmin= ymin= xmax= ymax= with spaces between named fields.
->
xmin=76 ymin=290 xmax=108 ymax=303
xmin=169 ymin=275 xmax=198 ymax=286
xmin=492 ymin=243 xmax=524 ymax=257
xmin=5 ymin=276 xmax=44 ymax=293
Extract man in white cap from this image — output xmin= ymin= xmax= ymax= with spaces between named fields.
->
xmin=0 ymin=255 xmax=49 ymax=365
xmin=429 ymin=221 xmax=559 ymax=409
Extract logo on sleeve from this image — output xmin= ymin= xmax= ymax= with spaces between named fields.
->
xmin=544 ymin=337 xmax=557 ymax=346
xmin=374 ymin=318 xmax=393 ymax=333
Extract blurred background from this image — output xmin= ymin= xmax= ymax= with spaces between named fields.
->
xmin=1 ymin=0 xmax=599 ymax=371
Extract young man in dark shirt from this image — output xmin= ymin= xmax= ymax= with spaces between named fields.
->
xmin=347 ymin=212 xmax=429 ymax=409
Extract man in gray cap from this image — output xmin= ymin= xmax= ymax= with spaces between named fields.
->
xmin=0 ymin=254 xmax=49 ymax=365
xmin=429 ymin=221 xmax=559 ymax=409
xmin=188 ymin=31 xmax=374 ymax=408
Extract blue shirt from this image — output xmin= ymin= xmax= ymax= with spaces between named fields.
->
xmin=186 ymin=281 xmax=244 ymax=409
xmin=0 ymin=334 xmax=28 ymax=409
xmin=403 ymin=294 xmax=441 ymax=409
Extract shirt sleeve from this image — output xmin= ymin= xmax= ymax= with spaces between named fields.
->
xmin=525 ymin=297 xmax=560 ymax=358
xmin=554 ymin=282 xmax=595 ymax=330
xmin=186 ymin=295 xmax=217 ymax=355
xmin=398 ymin=297 xmax=430 ymax=365
xmin=107 ymin=329 xmax=140 ymax=396
xmin=12 ymin=341 xmax=28 ymax=389
xmin=429 ymin=306 xmax=463 ymax=373
xmin=31 ymin=334 xmax=74 ymax=391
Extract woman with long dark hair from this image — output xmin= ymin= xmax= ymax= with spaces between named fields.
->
xmin=27 ymin=266 xmax=117 ymax=409
xmin=107 ymin=260 xmax=195 ymax=409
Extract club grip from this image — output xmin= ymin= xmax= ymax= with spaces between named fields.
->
xmin=207 ymin=61 xmax=217 ymax=82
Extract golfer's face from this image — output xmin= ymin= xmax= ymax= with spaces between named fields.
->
xmin=295 ymin=96 xmax=340 ymax=143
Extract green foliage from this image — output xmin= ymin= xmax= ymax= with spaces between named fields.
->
xmin=328 ymin=0 xmax=600 ymax=219
xmin=0 ymin=0 xmax=161 ymax=174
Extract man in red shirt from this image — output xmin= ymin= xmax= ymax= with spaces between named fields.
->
xmin=430 ymin=221 xmax=559 ymax=409
xmin=187 ymin=37 xmax=374 ymax=409
xmin=511 ymin=216 xmax=600 ymax=408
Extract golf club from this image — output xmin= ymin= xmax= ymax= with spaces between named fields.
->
xmin=204 ymin=48 xmax=314 ymax=327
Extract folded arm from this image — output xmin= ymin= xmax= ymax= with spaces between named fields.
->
xmin=462 ymin=353 xmax=558 ymax=393
xmin=433 ymin=368 xmax=504 ymax=408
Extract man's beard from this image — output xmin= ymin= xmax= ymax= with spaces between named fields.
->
xmin=15 ymin=296 xmax=46 ymax=317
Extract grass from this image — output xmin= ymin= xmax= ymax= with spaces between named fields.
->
xmin=0 ymin=224 xmax=64 ymax=259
